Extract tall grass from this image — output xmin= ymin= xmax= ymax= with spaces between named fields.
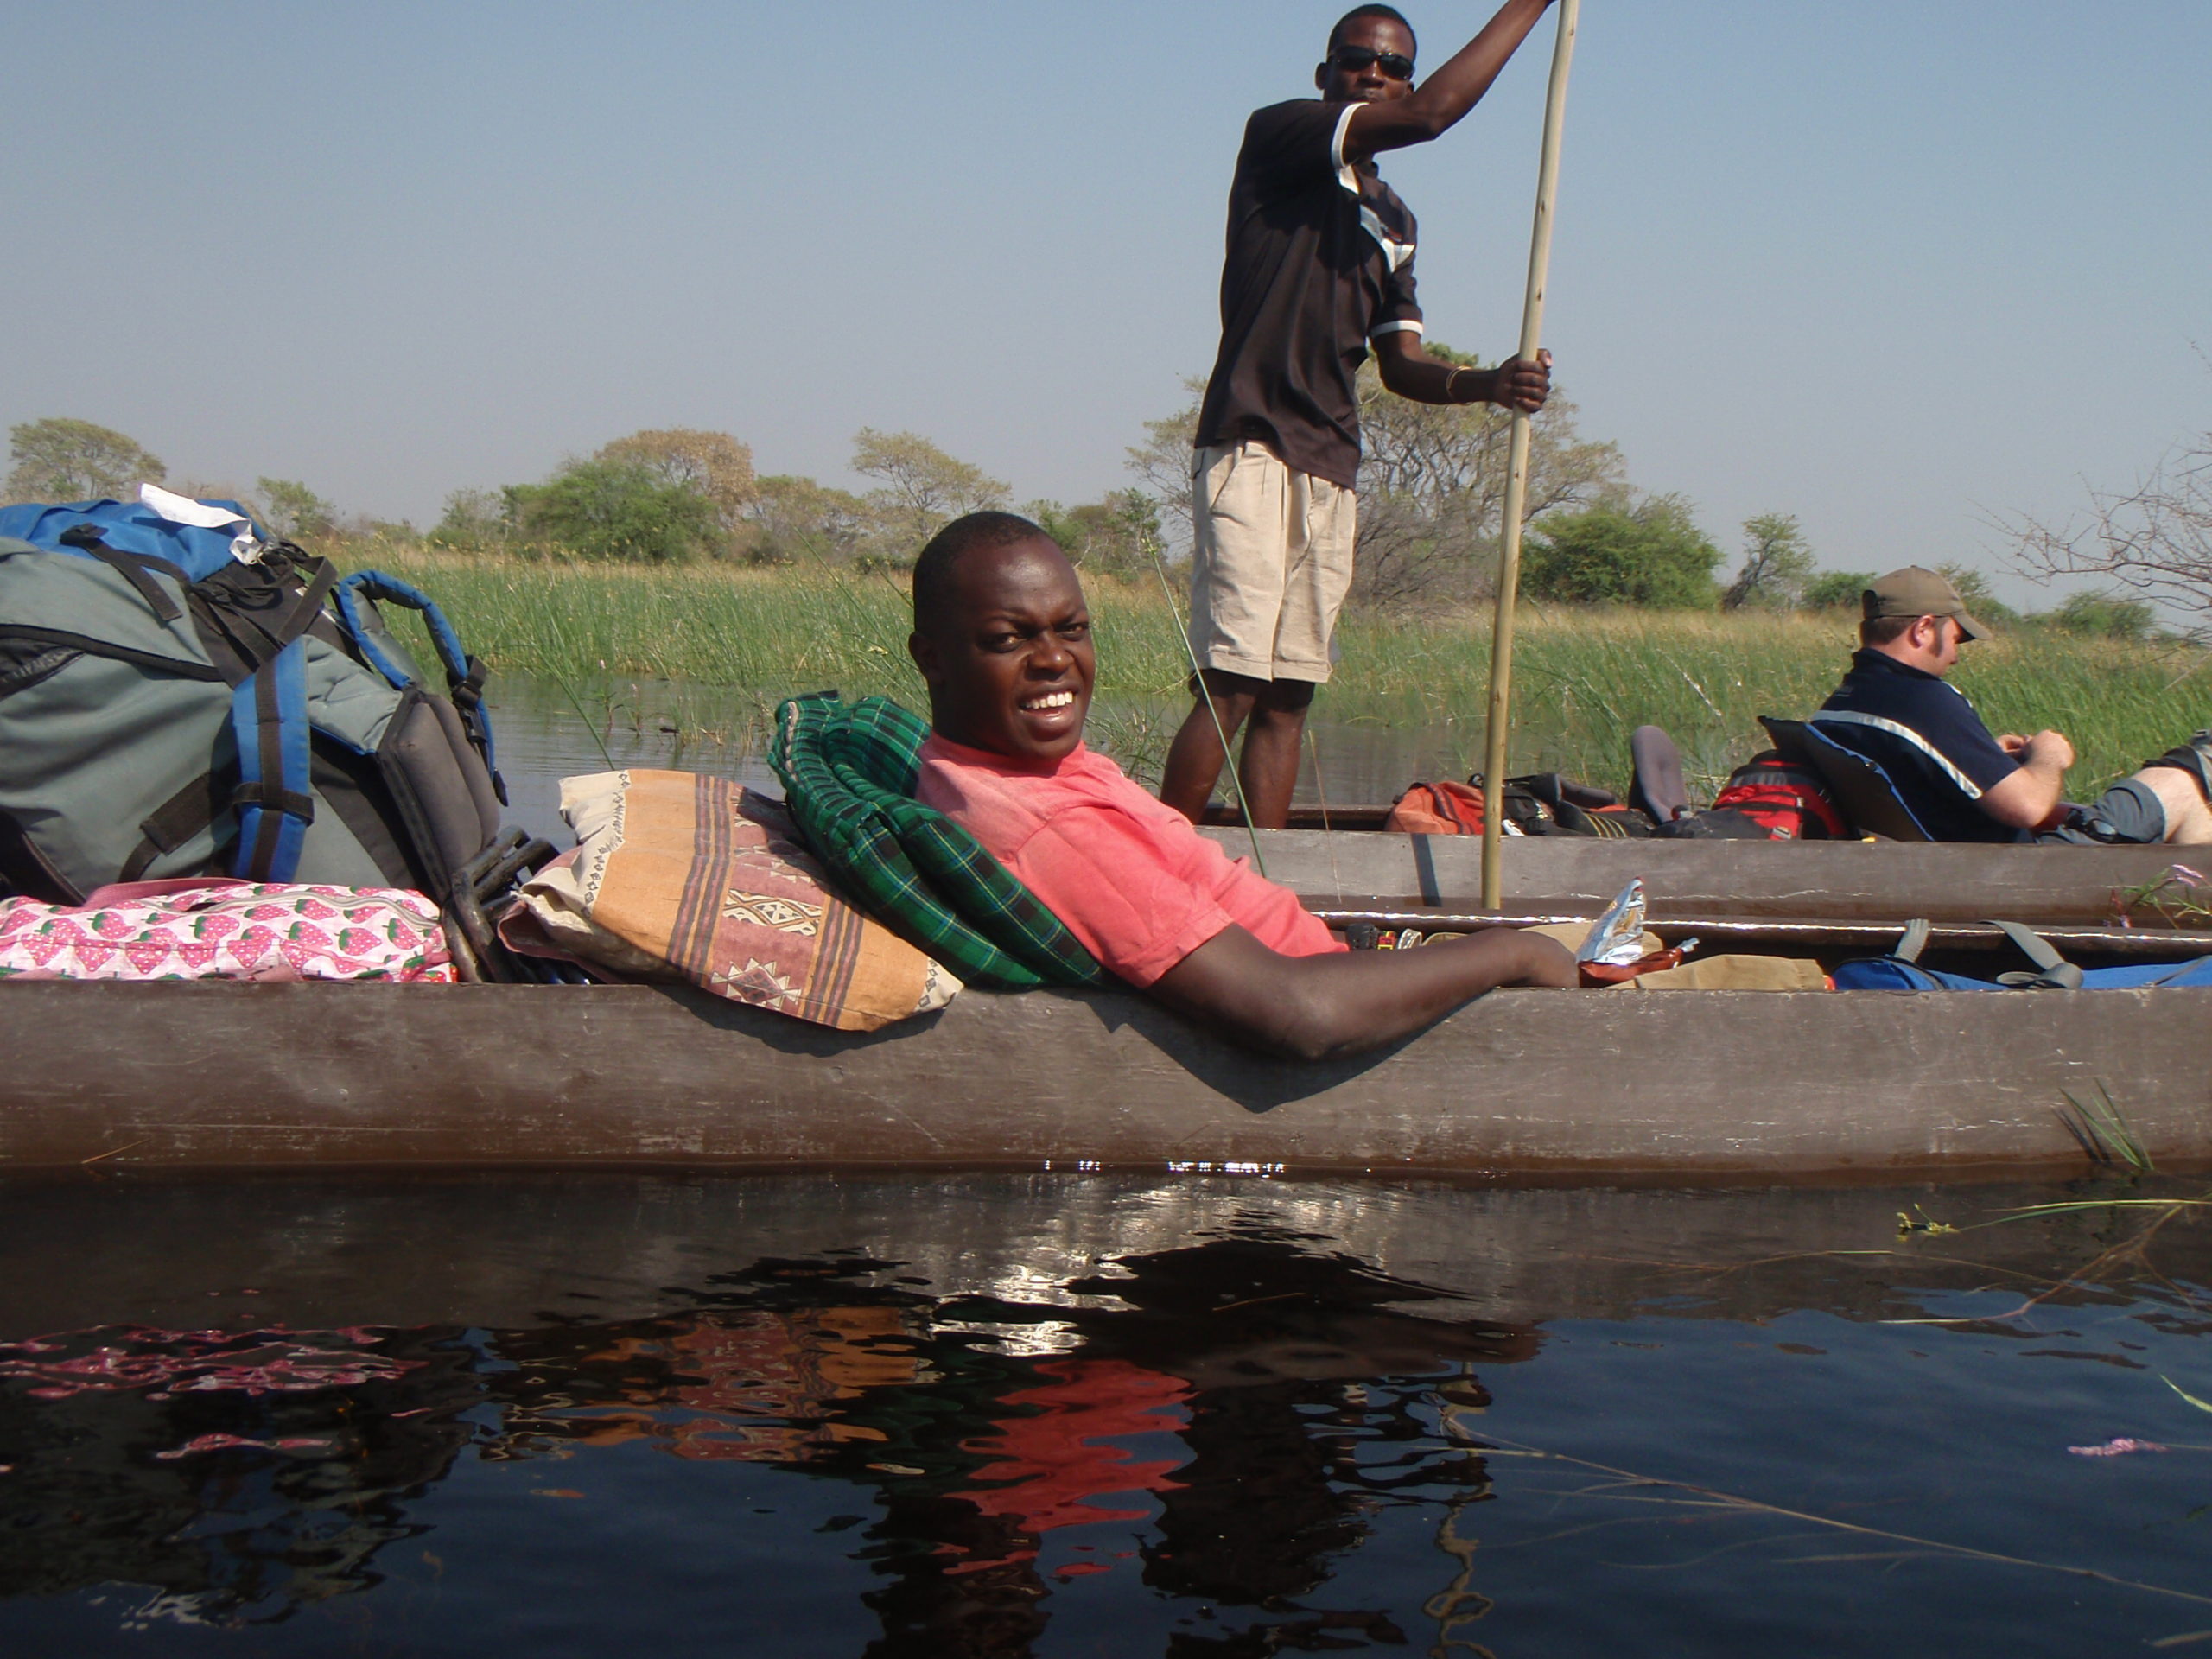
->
xmin=355 ymin=545 xmax=2208 ymax=797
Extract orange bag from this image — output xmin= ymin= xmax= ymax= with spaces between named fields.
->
xmin=1577 ymin=948 xmax=1688 ymax=988
xmin=1384 ymin=780 xmax=1485 ymax=836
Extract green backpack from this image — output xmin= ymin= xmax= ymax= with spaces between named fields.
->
xmin=0 ymin=499 xmax=506 ymax=906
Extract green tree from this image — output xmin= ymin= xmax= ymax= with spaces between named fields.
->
xmin=1520 ymin=495 xmax=1724 ymax=608
xmin=429 ymin=487 xmax=512 ymax=551
xmin=1122 ymin=374 xmax=1211 ymax=551
xmin=741 ymin=474 xmax=871 ymax=565
xmin=2046 ymin=589 xmax=2156 ymax=641
xmin=1802 ymin=569 xmax=1873 ymax=610
xmin=851 ymin=428 xmax=1007 ymax=561
xmin=255 ymin=477 xmax=336 ymax=541
xmin=1028 ymin=489 xmax=1164 ymax=582
xmin=1351 ymin=349 xmax=1625 ymax=612
xmin=505 ymin=459 xmax=721 ymax=561
xmin=594 ymin=428 xmax=757 ymax=533
xmin=1721 ymin=512 xmax=1816 ymax=610
xmin=5 ymin=417 xmax=165 ymax=503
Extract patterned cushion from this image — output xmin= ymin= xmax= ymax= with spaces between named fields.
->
xmin=508 ymin=769 xmax=958 ymax=1032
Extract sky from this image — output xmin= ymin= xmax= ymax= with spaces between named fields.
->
xmin=4 ymin=1 xmax=2208 ymax=606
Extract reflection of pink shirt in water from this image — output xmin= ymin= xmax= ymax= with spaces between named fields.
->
xmin=915 ymin=733 xmax=1346 ymax=988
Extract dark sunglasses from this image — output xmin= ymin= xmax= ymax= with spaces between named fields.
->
xmin=1329 ymin=44 xmax=1414 ymax=80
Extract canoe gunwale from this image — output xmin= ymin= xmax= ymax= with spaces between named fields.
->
xmin=1306 ymin=908 xmax=2212 ymax=959
xmin=1213 ymin=827 xmax=2200 ymax=926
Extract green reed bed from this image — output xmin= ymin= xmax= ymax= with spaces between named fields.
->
xmin=357 ymin=547 xmax=2207 ymax=798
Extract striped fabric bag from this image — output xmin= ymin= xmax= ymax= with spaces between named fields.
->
xmin=508 ymin=770 xmax=959 ymax=1032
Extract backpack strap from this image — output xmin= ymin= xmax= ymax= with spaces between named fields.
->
xmin=190 ymin=553 xmax=339 ymax=681
xmin=54 ymin=527 xmax=188 ymax=626
xmin=1988 ymin=919 xmax=2084 ymax=990
xmin=229 ymin=639 xmax=316 ymax=882
xmin=1895 ymin=918 xmax=1931 ymax=962
xmin=333 ymin=569 xmax=500 ymax=785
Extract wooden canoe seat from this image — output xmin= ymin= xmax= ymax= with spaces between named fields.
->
xmin=1758 ymin=715 xmax=1933 ymax=842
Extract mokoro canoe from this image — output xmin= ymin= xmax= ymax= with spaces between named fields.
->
xmin=1198 ymin=827 xmax=2199 ymax=927
xmin=3 ymin=973 xmax=2205 ymax=1180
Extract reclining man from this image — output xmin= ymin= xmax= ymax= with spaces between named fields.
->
xmin=907 ymin=512 xmax=1578 ymax=1058
xmin=1814 ymin=567 xmax=2212 ymax=845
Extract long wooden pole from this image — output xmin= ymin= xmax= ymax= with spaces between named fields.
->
xmin=1480 ymin=0 xmax=1580 ymax=911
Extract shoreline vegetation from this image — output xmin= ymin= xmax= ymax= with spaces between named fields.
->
xmin=355 ymin=544 xmax=2206 ymax=800
xmin=11 ymin=412 xmax=2203 ymax=799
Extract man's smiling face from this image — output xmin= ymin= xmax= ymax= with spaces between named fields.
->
xmin=910 ymin=536 xmax=1096 ymax=764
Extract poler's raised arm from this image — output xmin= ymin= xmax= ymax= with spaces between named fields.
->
xmin=1344 ymin=0 xmax=1557 ymax=160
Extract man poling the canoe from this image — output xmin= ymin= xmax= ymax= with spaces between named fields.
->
xmin=907 ymin=512 xmax=1579 ymax=1060
xmin=1811 ymin=567 xmax=2212 ymax=846
xmin=1158 ymin=0 xmax=1560 ymax=831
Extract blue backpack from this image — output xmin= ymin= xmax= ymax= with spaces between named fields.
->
xmin=1834 ymin=918 xmax=2212 ymax=991
xmin=0 ymin=496 xmax=507 ymax=904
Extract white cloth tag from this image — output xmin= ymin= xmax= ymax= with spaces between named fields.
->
xmin=138 ymin=483 xmax=265 ymax=563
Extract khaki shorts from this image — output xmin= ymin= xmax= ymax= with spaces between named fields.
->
xmin=1187 ymin=440 xmax=1357 ymax=683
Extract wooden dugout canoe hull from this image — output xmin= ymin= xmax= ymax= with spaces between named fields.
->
xmin=3 ymin=977 xmax=2206 ymax=1180
xmin=1199 ymin=827 xmax=2195 ymax=925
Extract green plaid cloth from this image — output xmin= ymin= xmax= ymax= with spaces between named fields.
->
xmin=768 ymin=692 xmax=1106 ymax=991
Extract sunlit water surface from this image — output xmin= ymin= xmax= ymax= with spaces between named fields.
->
xmin=3 ymin=1173 xmax=2209 ymax=1657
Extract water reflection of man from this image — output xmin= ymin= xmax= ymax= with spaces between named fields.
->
xmin=493 ymin=1242 xmax=1531 ymax=1656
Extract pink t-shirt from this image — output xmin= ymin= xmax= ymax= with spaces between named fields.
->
xmin=915 ymin=734 xmax=1346 ymax=988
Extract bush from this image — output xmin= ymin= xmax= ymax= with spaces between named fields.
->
xmin=2046 ymin=590 xmax=2157 ymax=641
xmin=504 ymin=459 xmax=722 ymax=561
xmin=1521 ymin=495 xmax=1723 ymax=608
xmin=1802 ymin=570 xmax=1872 ymax=611
xmin=1030 ymin=490 xmax=1163 ymax=582
xmin=255 ymin=477 xmax=335 ymax=541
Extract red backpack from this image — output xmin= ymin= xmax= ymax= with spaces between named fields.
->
xmin=1709 ymin=751 xmax=1847 ymax=840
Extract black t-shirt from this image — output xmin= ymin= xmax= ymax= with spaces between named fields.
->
xmin=1815 ymin=649 xmax=2025 ymax=842
xmin=1194 ymin=99 xmax=1425 ymax=491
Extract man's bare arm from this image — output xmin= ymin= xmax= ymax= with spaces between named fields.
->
xmin=1343 ymin=0 xmax=1557 ymax=160
xmin=1150 ymin=924 xmax=1579 ymax=1063
xmin=1980 ymin=730 xmax=2075 ymax=830
xmin=1375 ymin=334 xmax=1551 ymax=412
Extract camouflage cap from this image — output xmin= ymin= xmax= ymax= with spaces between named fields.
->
xmin=1863 ymin=567 xmax=1984 ymax=641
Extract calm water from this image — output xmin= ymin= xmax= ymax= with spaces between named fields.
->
xmin=482 ymin=676 xmax=1478 ymax=849
xmin=3 ymin=1173 xmax=2209 ymax=1656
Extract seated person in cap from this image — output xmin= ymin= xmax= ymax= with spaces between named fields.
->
xmin=1814 ymin=566 xmax=2211 ymax=845
xmin=906 ymin=512 xmax=1578 ymax=1059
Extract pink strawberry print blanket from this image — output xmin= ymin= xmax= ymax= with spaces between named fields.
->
xmin=0 ymin=879 xmax=454 ymax=982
